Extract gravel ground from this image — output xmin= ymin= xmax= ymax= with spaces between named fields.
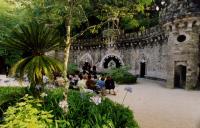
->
xmin=107 ymin=79 xmax=200 ymax=128
xmin=0 ymin=75 xmax=28 ymax=87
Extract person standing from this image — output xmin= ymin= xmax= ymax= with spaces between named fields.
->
xmin=92 ymin=65 xmax=97 ymax=75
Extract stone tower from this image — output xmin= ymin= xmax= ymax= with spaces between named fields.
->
xmin=160 ymin=0 xmax=200 ymax=89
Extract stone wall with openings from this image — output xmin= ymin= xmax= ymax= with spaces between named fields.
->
xmin=163 ymin=16 xmax=200 ymax=89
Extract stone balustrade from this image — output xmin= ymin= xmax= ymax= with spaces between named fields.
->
xmin=68 ymin=25 xmax=167 ymax=50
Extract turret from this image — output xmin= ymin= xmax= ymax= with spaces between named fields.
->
xmin=160 ymin=0 xmax=200 ymax=89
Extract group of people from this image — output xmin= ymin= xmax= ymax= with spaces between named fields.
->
xmin=67 ymin=73 xmax=116 ymax=95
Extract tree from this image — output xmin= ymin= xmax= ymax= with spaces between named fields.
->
xmin=23 ymin=0 xmax=152 ymax=97
xmin=1 ymin=21 xmax=63 ymax=91
xmin=0 ymin=0 xmax=153 ymax=97
xmin=0 ymin=0 xmax=33 ymax=66
xmin=54 ymin=0 xmax=153 ymax=101
xmin=0 ymin=0 xmax=26 ymax=40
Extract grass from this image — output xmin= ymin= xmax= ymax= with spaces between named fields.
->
xmin=0 ymin=86 xmax=26 ymax=105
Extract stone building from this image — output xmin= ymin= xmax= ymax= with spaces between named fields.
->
xmin=55 ymin=0 xmax=200 ymax=89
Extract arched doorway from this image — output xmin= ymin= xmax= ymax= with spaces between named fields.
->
xmin=103 ymin=56 xmax=122 ymax=69
xmin=82 ymin=61 xmax=91 ymax=73
xmin=140 ymin=62 xmax=146 ymax=78
xmin=79 ymin=53 xmax=93 ymax=71
xmin=174 ymin=65 xmax=187 ymax=88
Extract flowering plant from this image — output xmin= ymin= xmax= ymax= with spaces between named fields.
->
xmin=40 ymin=92 xmax=47 ymax=98
xmin=122 ymin=87 xmax=133 ymax=104
xmin=90 ymin=95 xmax=102 ymax=105
xmin=59 ymin=100 xmax=68 ymax=113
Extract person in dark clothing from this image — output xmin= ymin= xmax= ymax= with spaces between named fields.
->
xmin=86 ymin=75 xmax=96 ymax=90
xmin=5 ymin=64 xmax=10 ymax=77
xmin=86 ymin=75 xmax=99 ymax=94
xmin=105 ymin=76 xmax=116 ymax=95
xmin=92 ymin=65 xmax=97 ymax=75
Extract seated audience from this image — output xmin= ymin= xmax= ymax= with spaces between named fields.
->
xmin=86 ymin=75 xmax=96 ymax=90
xmin=77 ymin=74 xmax=87 ymax=92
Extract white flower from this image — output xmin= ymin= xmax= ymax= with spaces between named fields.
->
xmin=40 ymin=92 xmax=47 ymax=98
xmin=43 ymin=75 xmax=49 ymax=84
xmin=90 ymin=95 xmax=101 ymax=105
xmin=59 ymin=100 xmax=68 ymax=113
xmin=35 ymin=84 xmax=42 ymax=90
xmin=124 ymin=87 xmax=132 ymax=93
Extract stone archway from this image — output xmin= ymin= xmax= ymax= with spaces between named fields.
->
xmin=101 ymin=54 xmax=124 ymax=69
xmin=79 ymin=53 xmax=93 ymax=70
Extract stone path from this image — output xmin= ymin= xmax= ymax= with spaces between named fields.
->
xmin=107 ymin=79 xmax=200 ymax=128
xmin=0 ymin=75 xmax=28 ymax=87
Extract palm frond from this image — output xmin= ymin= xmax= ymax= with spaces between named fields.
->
xmin=2 ymin=21 xmax=63 ymax=87
xmin=11 ymin=55 xmax=63 ymax=85
xmin=1 ymin=21 xmax=61 ymax=54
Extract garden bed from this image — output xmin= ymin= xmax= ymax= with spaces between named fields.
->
xmin=0 ymin=87 xmax=139 ymax=128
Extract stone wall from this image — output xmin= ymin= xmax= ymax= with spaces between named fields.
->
xmin=59 ymin=25 xmax=168 ymax=80
xmin=53 ymin=0 xmax=200 ymax=89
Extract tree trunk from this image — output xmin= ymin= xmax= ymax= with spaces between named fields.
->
xmin=63 ymin=24 xmax=71 ymax=97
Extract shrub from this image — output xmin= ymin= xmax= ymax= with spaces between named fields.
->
xmin=66 ymin=91 xmax=139 ymax=128
xmin=0 ymin=87 xmax=26 ymax=106
xmin=43 ymin=88 xmax=65 ymax=120
xmin=103 ymin=67 xmax=137 ymax=84
xmin=1 ymin=94 xmax=54 ymax=128
xmin=0 ymin=87 xmax=26 ymax=118
xmin=68 ymin=63 xmax=79 ymax=75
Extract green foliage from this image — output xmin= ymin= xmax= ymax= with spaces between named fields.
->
xmin=43 ymin=88 xmax=65 ymax=120
xmin=42 ymin=89 xmax=139 ymax=127
xmin=0 ymin=0 xmax=157 ymax=40
xmin=3 ymin=50 xmax=22 ymax=66
xmin=0 ymin=0 xmax=30 ymax=41
xmin=103 ymin=67 xmax=137 ymax=84
xmin=1 ymin=21 xmax=63 ymax=87
xmin=66 ymin=91 xmax=139 ymax=128
xmin=1 ymin=94 xmax=54 ymax=128
xmin=121 ymin=16 xmax=140 ymax=31
xmin=0 ymin=87 xmax=139 ymax=128
xmin=0 ymin=87 xmax=26 ymax=120
xmin=67 ymin=63 xmax=79 ymax=75
xmin=94 ymin=0 xmax=154 ymax=32
xmin=0 ymin=87 xmax=26 ymax=106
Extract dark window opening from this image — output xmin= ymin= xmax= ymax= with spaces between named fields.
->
xmin=177 ymin=35 xmax=186 ymax=42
